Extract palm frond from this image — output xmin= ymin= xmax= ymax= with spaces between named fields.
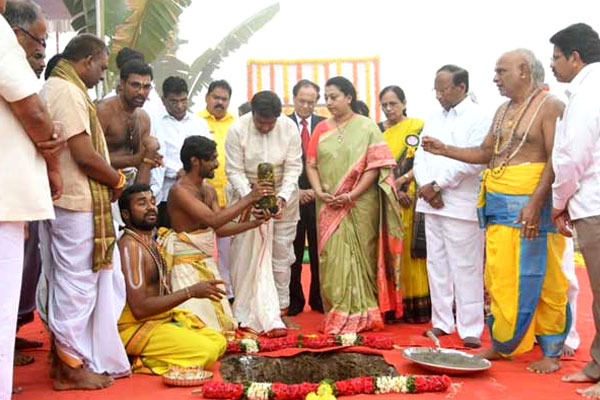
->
xmin=186 ymin=2 xmax=280 ymax=101
xmin=108 ymin=0 xmax=192 ymax=71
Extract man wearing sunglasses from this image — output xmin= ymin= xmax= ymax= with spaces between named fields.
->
xmin=96 ymin=59 xmax=162 ymax=186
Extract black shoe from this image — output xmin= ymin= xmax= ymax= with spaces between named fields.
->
xmin=310 ymin=305 xmax=324 ymax=314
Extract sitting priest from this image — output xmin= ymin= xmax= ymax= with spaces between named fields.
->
xmin=116 ymin=183 xmax=227 ymax=375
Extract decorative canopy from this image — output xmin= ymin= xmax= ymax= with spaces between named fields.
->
xmin=34 ymin=0 xmax=72 ymax=33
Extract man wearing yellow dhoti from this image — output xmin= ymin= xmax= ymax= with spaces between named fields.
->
xmin=117 ymin=184 xmax=227 ymax=375
xmin=422 ymin=49 xmax=570 ymax=374
xmin=159 ymin=135 xmax=273 ymax=338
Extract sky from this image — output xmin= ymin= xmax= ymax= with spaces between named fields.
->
xmin=174 ymin=0 xmax=600 ymax=118
xmin=46 ymin=0 xmax=600 ymax=120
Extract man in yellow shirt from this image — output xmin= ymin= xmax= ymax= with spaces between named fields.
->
xmin=198 ymin=80 xmax=235 ymax=301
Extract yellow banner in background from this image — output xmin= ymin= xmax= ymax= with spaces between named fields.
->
xmin=247 ymin=57 xmax=382 ymax=121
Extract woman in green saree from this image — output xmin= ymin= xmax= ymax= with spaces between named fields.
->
xmin=306 ymin=77 xmax=403 ymax=334
xmin=379 ymin=85 xmax=431 ymax=324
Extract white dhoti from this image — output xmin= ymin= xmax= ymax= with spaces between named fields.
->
xmin=158 ymin=228 xmax=237 ymax=335
xmin=37 ymin=207 xmax=130 ymax=376
xmin=0 ymin=221 xmax=25 ymax=399
xmin=216 ymin=235 xmax=233 ymax=299
xmin=563 ymin=237 xmax=580 ymax=350
xmin=229 ymin=218 xmax=294 ymax=333
xmin=425 ymin=213 xmax=485 ymax=339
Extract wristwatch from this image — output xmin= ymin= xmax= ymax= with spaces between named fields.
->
xmin=431 ymin=181 xmax=441 ymax=193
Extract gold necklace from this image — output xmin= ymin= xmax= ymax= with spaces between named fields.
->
xmin=336 ymin=123 xmax=346 ymax=143
xmin=334 ymin=114 xmax=353 ymax=143
xmin=117 ymin=97 xmax=138 ymax=142
xmin=490 ymin=88 xmax=540 ymax=177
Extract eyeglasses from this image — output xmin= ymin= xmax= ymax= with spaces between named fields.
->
xmin=16 ymin=27 xmax=47 ymax=48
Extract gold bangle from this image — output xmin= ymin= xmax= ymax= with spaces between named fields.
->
xmin=114 ymin=170 xmax=126 ymax=190
xmin=184 ymin=286 xmax=191 ymax=299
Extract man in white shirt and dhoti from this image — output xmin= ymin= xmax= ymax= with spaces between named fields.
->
xmin=225 ymin=91 xmax=302 ymax=337
xmin=38 ymin=34 xmax=131 ymax=390
xmin=414 ymin=65 xmax=490 ymax=349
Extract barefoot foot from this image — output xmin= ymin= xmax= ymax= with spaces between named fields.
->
xmin=479 ymin=348 xmax=503 ymax=361
xmin=53 ymin=358 xmax=114 ymax=391
xmin=562 ymin=344 xmax=577 ymax=357
xmin=14 ymin=350 xmax=34 ymax=366
xmin=527 ymin=356 xmax=560 ymax=374
xmin=577 ymin=382 xmax=600 ymax=399
xmin=263 ymin=328 xmax=287 ymax=338
xmin=563 ymin=370 xmax=597 ymax=383
xmin=282 ymin=316 xmax=300 ymax=330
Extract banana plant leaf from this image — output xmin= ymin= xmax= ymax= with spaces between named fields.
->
xmin=61 ymin=0 xmax=129 ymax=36
xmin=108 ymin=0 xmax=192 ymax=71
xmin=186 ymin=2 xmax=280 ymax=102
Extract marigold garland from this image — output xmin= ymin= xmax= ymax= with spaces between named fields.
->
xmin=306 ymin=381 xmax=337 ymax=400
xmin=201 ymin=375 xmax=451 ymax=399
xmin=227 ymin=333 xmax=393 ymax=354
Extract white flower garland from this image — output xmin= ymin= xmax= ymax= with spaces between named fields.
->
xmin=240 ymin=338 xmax=260 ymax=353
xmin=246 ymin=382 xmax=272 ymax=399
xmin=375 ymin=376 xmax=409 ymax=394
xmin=338 ymin=333 xmax=358 ymax=346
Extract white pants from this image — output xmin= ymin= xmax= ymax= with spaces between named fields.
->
xmin=0 ymin=222 xmax=24 ymax=400
xmin=271 ymin=220 xmax=297 ymax=310
xmin=38 ymin=207 xmax=130 ymax=376
xmin=563 ymin=237 xmax=580 ymax=350
xmin=425 ymin=214 xmax=485 ymax=339
xmin=216 ymin=236 xmax=233 ymax=298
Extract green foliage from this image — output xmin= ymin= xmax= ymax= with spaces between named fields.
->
xmin=61 ymin=0 xmax=128 ymax=36
xmin=108 ymin=0 xmax=192 ymax=71
xmin=61 ymin=0 xmax=279 ymax=101
xmin=186 ymin=2 xmax=280 ymax=103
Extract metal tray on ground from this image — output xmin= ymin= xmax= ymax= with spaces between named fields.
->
xmin=402 ymin=347 xmax=492 ymax=375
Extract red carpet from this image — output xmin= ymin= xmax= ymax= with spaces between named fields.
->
xmin=14 ymin=266 xmax=594 ymax=399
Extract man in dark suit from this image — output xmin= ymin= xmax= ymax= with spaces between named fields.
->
xmin=287 ymin=79 xmax=325 ymax=315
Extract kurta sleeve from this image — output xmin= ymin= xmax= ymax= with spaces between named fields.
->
xmin=434 ymin=116 xmax=489 ymax=190
xmin=224 ymin=121 xmax=252 ymax=198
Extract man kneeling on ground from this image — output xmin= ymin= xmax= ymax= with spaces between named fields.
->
xmin=158 ymin=135 xmax=273 ymax=338
xmin=117 ymin=184 xmax=226 ymax=375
